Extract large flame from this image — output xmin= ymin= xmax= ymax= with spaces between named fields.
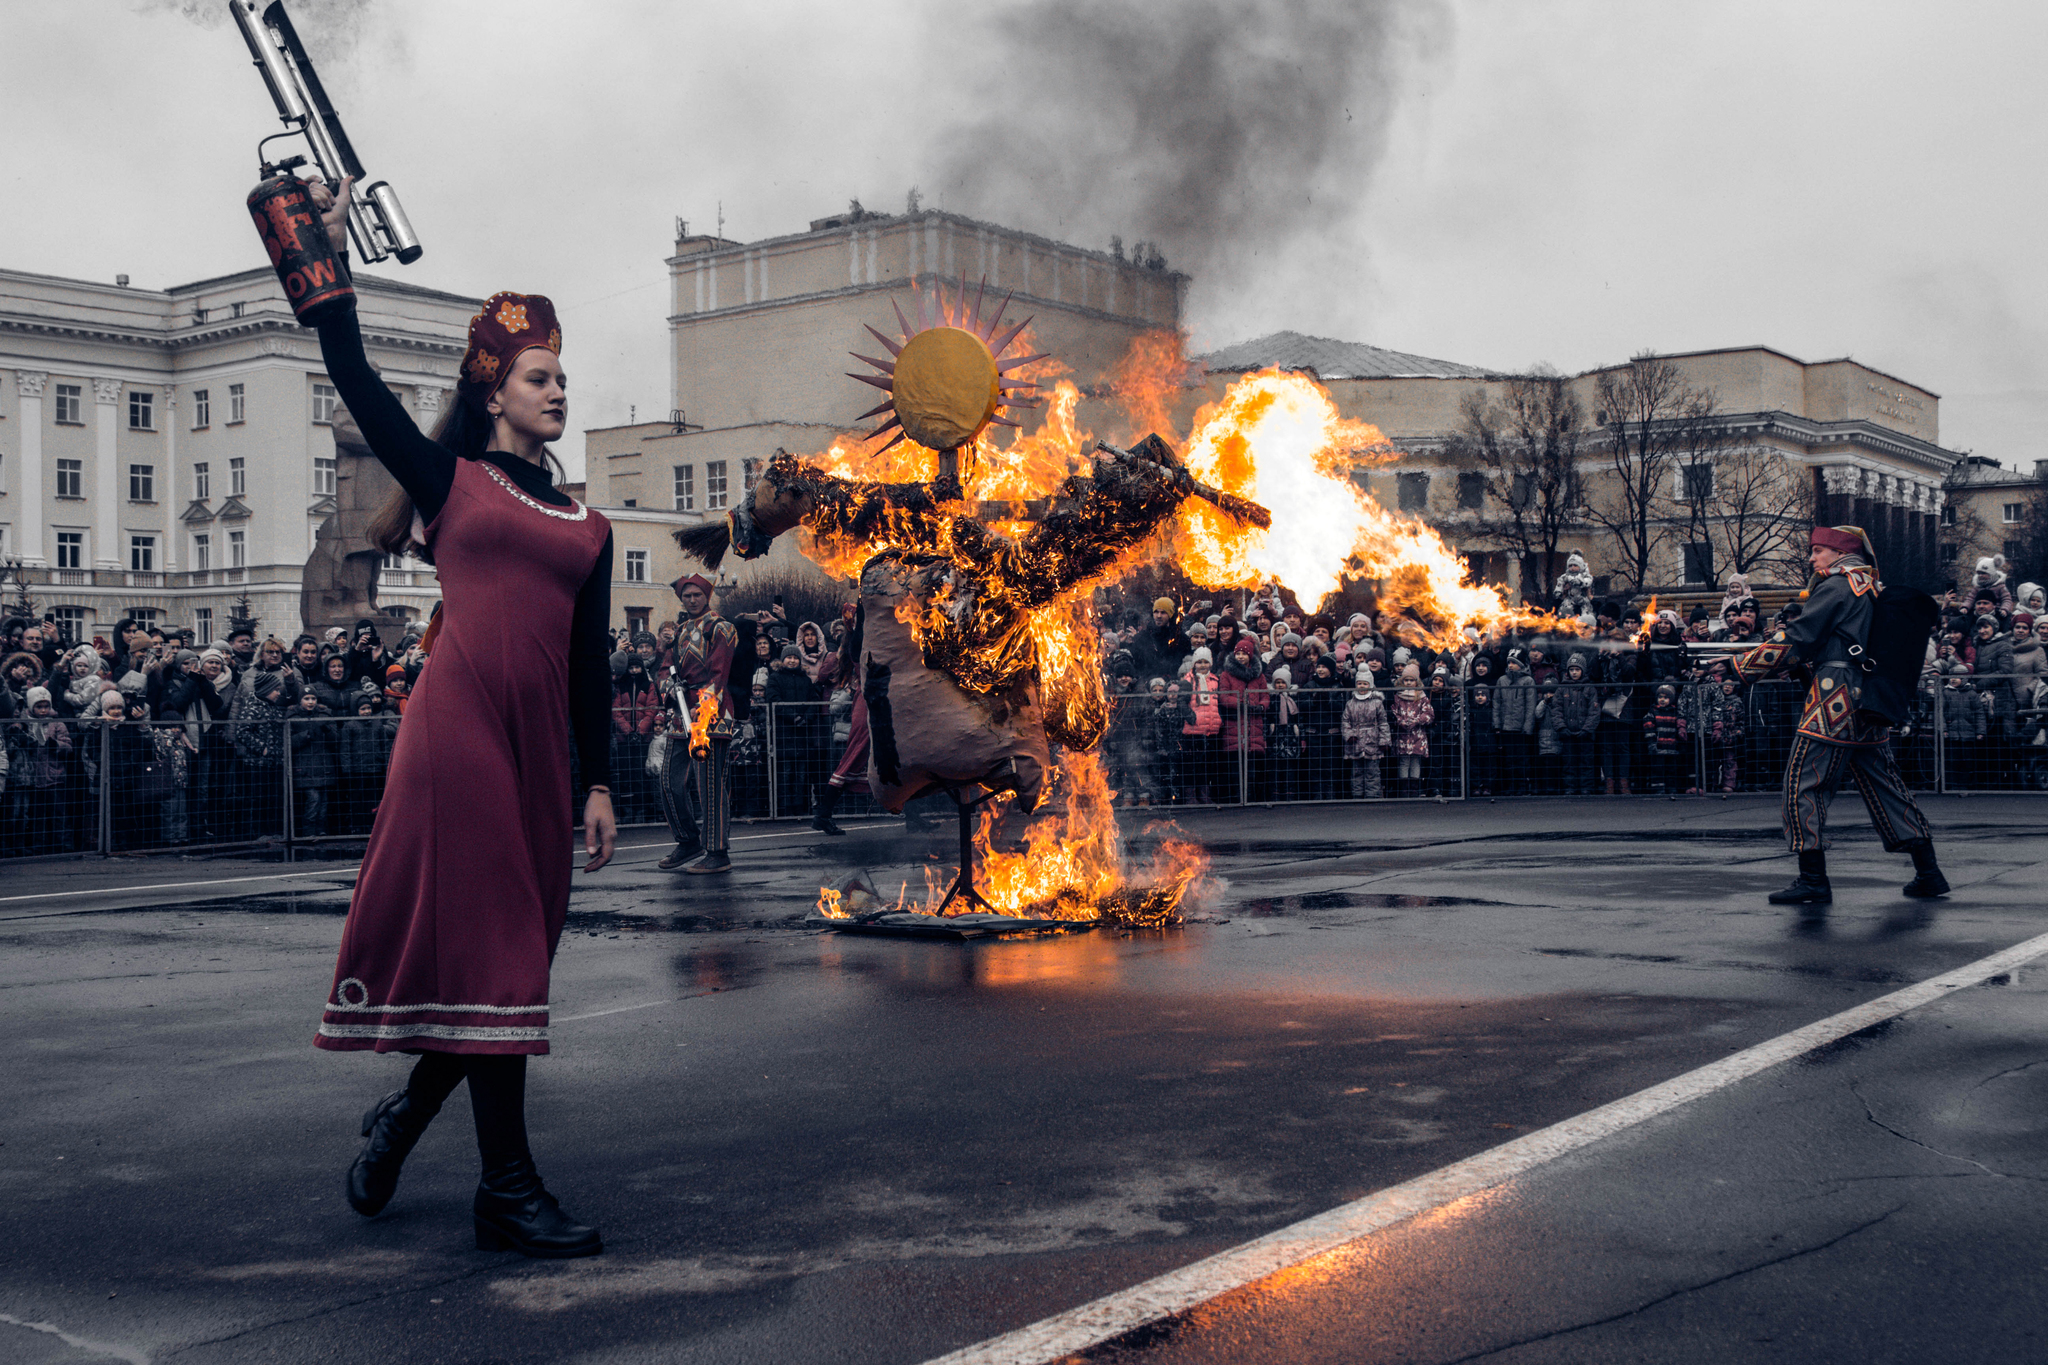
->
xmin=795 ymin=337 xmax=1576 ymax=924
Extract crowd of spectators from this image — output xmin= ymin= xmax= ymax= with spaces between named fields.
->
xmin=2 ymin=552 xmax=2043 ymax=856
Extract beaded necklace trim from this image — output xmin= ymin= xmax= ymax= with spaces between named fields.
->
xmin=478 ymin=457 xmax=588 ymax=521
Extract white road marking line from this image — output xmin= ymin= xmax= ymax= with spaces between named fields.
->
xmin=555 ymin=998 xmax=681 ymax=1022
xmin=0 ymin=822 xmax=903 ymax=908
xmin=923 ymin=925 xmax=2048 ymax=1365
xmin=0 ymin=1312 xmax=151 ymax=1365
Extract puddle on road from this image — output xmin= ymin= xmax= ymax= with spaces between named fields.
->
xmin=1238 ymin=890 xmax=1501 ymax=918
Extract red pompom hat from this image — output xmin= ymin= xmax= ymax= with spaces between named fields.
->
xmin=459 ymin=292 xmax=562 ymax=400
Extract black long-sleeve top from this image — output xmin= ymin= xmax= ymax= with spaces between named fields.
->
xmin=315 ymin=308 xmax=613 ymax=791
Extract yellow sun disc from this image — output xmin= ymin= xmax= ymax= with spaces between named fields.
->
xmin=891 ymin=326 xmax=1001 ymax=451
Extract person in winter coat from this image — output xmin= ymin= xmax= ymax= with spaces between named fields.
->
xmin=1552 ymin=652 xmax=1603 ymax=795
xmin=1265 ymin=669 xmax=1304 ymax=801
xmin=2015 ymin=582 xmax=2047 ymax=618
xmin=1534 ymin=677 xmax=1564 ymax=791
xmin=1972 ymin=557 xmax=2016 ymax=616
xmin=290 ymin=689 xmax=339 ymax=837
xmin=1180 ymin=649 xmax=1224 ymax=803
xmin=1104 ymin=652 xmax=1155 ymax=806
xmin=1388 ymin=662 xmax=1435 ymax=798
xmin=1216 ymin=637 xmax=1273 ymax=802
xmin=1297 ymin=657 xmax=1347 ymax=800
xmin=1466 ymin=681 xmax=1500 ymax=796
xmin=228 ymin=638 xmax=300 ymax=840
xmin=1681 ymin=663 xmax=1740 ymax=794
xmin=1642 ymin=683 xmax=1688 ymax=794
xmin=1493 ymin=648 xmax=1540 ymax=794
xmin=312 ymin=653 xmax=358 ymax=715
xmin=1425 ymin=665 xmax=1460 ymax=796
xmin=1150 ymin=679 xmax=1191 ymax=803
xmin=94 ymin=693 xmax=163 ymax=850
xmin=1968 ymin=613 xmax=2019 ymax=787
xmin=53 ymin=646 xmax=109 ymax=720
xmin=1639 ymin=611 xmax=1692 ymax=685
xmin=1594 ymin=646 xmax=1640 ymax=795
xmin=1940 ymin=662 xmax=1987 ymax=789
xmin=2 ymin=650 xmax=43 ymax=720
xmin=2011 ymin=613 xmax=2046 ymax=688
xmin=1554 ymin=551 xmax=1594 ymax=622
xmin=1340 ymin=673 xmax=1390 ymax=798
xmin=766 ymin=643 xmax=823 ymax=816
xmin=6 ymin=686 xmax=74 ymax=854
xmin=338 ymin=689 xmax=398 ymax=835
xmin=610 ymin=635 xmax=663 ymax=823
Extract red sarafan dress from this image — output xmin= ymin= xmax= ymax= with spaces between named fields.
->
xmin=316 ymin=458 xmax=610 ymax=1055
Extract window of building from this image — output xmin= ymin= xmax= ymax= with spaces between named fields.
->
xmin=1456 ymin=471 xmax=1486 ymax=510
xmin=1682 ymin=541 xmax=1714 ymax=584
xmin=229 ymin=529 xmax=246 ymax=568
xmin=313 ymin=455 xmax=336 ymax=496
xmin=127 ymin=607 xmax=160 ymax=627
xmin=55 ymin=532 xmax=83 ymax=570
xmin=193 ymin=462 xmax=209 ymax=500
xmin=625 ymin=607 xmax=651 ymax=635
xmin=230 ymin=457 xmax=245 ymax=496
xmin=706 ymin=460 xmax=729 ymax=510
xmin=2004 ymin=539 xmax=2025 ymax=564
xmin=1681 ymin=463 xmax=1714 ymax=501
xmin=228 ymin=383 xmax=245 ymax=424
xmin=193 ymin=533 xmax=211 ymax=571
xmin=193 ymin=607 xmax=213 ymax=645
xmin=311 ymin=382 xmax=339 ymax=425
xmin=230 ymin=301 xmax=244 ymax=319
xmin=621 ymin=499 xmax=637 ymax=507
xmin=129 ymin=463 xmax=154 ymax=502
xmin=1941 ymin=503 xmax=1956 ymax=527
xmin=192 ymin=388 xmax=210 ymax=428
xmin=623 ymin=548 xmax=649 ymax=582
xmin=1940 ymin=542 xmax=1960 ymax=566
xmin=53 ymin=606 xmax=86 ymax=646
xmin=56 ymin=459 xmax=83 ymax=498
xmin=130 ymin=535 xmax=156 ymax=573
xmin=193 ymin=307 xmax=208 ymax=326
xmin=2003 ymin=503 xmax=2024 ymax=524
xmin=54 ymin=383 xmax=82 ymax=424
xmin=1510 ymin=473 xmax=1532 ymax=511
xmin=382 ymin=552 xmax=405 ymax=570
xmin=128 ymin=391 xmax=154 ymax=431
xmin=742 ymin=457 xmax=762 ymax=492
xmin=673 ymin=464 xmax=695 ymax=511
xmin=1396 ymin=472 xmax=1430 ymax=512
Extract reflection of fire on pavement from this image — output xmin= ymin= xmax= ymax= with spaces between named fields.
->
xmin=683 ymin=285 xmax=1575 ymax=929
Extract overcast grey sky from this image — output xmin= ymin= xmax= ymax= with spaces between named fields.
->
xmin=6 ymin=0 xmax=2044 ymax=482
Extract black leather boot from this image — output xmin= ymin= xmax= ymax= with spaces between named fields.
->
xmin=474 ymin=1155 xmax=602 ymax=1258
xmin=656 ymin=840 xmax=702 ymax=871
xmin=1769 ymin=850 xmax=1833 ymax=905
xmin=346 ymin=1088 xmax=441 ymax=1217
xmin=682 ymin=850 xmax=732 ymax=874
xmin=1901 ymin=840 xmax=1950 ymax=898
xmin=810 ymin=783 xmax=846 ymax=835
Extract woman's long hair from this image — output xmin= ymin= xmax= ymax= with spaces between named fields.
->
xmin=366 ymin=390 xmax=566 ymax=563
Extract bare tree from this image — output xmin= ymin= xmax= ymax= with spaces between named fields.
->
xmin=1448 ymin=370 xmax=1588 ymax=604
xmin=1682 ymin=443 xmax=1815 ymax=588
xmin=1939 ymin=464 xmax=1995 ymax=586
xmin=2022 ymin=480 xmax=2048 ymax=589
xmin=1 ymin=557 xmax=37 ymax=622
xmin=1585 ymin=354 xmax=1721 ymax=594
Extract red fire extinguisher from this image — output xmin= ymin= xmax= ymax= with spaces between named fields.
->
xmin=247 ymin=156 xmax=354 ymax=328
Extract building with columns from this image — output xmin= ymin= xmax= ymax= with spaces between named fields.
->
xmin=0 ymin=264 xmax=475 ymax=646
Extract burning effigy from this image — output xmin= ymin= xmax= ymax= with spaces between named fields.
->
xmin=677 ymin=278 xmax=1570 ymax=929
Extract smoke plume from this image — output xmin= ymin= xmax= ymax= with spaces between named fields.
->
xmin=132 ymin=0 xmax=391 ymax=68
xmin=919 ymin=0 xmax=1446 ymax=337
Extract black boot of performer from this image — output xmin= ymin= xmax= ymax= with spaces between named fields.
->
xmin=466 ymin=1056 xmax=602 ymax=1259
xmin=347 ymin=1053 xmax=463 ymax=1216
xmin=683 ymin=850 xmax=732 ymax=874
xmin=1900 ymin=839 xmax=1950 ymax=899
xmin=810 ymin=783 xmax=846 ymax=836
xmin=1769 ymin=849 xmax=1833 ymax=905
xmin=656 ymin=840 xmax=701 ymax=871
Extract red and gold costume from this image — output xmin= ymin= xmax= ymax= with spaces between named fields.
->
xmin=657 ymin=574 xmax=738 ymax=859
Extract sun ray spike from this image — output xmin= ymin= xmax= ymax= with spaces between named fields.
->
xmin=872 ymin=432 xmax=906 ymax=455
xmin=864 ymin=324 xmax=904 ymax=357
xmin=847 ymin=372 xmax=895 ymax=391
xmin=850 ymin=352 xmax=896 ymax=374
xmin=983 ymin=291 xmax=1013 ymax=340
xmin=970 ymin=276 xmax=988 ymax=335
xmin=990 ymin=318 xmax=1030 ymax=357
xmin=998 ymin=352 xmax=1052 ymax=373
xmin=892 ymin=299 xmax=916 ymax=341
xmin=866 ymin=416 xmax=902 ymax=438
xmin=989 ymin=414 xmax=1022 ymax=428
xmin=856 ymin=399 xmax=895 ymax=420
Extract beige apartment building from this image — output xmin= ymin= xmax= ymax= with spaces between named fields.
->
xmin=586 ymin=209 xmax=1187 ymax=631
xmin=1941 ymin=454 xmax=2046 ymax=585
xmin=0 ymin=264 xmax=474 ymax=646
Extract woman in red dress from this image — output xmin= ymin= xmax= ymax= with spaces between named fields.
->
xmin=306 ymin=179 xmax=615 ymax=1258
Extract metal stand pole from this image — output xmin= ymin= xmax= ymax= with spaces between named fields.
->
xmin=284 ymin=716 xmax=296 ymax=850
xmin=97 ymin=722 xmax=111 ymax=856
xmin=767 ymin=702 xmax=779 ymax=820
xmin=936 ymin=784 xmax=997 ymax=914
xmin=1459 ymin=682 xmax=1469 ymax=800
xmin=1934 ymin=685 xmax=1946 ymax=795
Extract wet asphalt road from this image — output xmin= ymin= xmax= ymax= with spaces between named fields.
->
xmin=1 ymin=795 xmax=2043 ymax=1364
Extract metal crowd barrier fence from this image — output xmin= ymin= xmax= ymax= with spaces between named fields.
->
xmin=4 ymin=676 xmax=2042 ymax=861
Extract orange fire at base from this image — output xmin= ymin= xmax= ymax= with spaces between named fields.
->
xmin=686 ymin=690 xmax=719 ymax=757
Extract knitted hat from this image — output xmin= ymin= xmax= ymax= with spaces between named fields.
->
xmin=1233 ymin=636 xmax=1257 ymax=656
xmin=2016 ymin=612 xmax=2035 ymax=629
xmin=24 ymin=685 xmax=51 ymax=709
xmin=1271 ymin=666 xmax=1292 ymax=686
xmin=1153 ymin=597 xmax=1175 ymax=614
xmin=753 ymin=667 xmax=770 ymax=687
xmin=781 ymin=643 xmax=804 ymax=660
xmin=1191 ymin=647 xmax=1213 ymax=664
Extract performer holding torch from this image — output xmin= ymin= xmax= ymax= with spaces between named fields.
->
xmin=298 ymin=177 xmax=613 ymax=1258
xmin=1732 ymin=524 xmax=1947 ymax=908
xmin=656 ymin=573 xmax=740 ymax=874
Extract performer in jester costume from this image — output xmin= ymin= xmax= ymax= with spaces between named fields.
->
xmin=656 ymin=572 xmax=741 ymax=874
xmin=1732 ymin=524 xmax=1947 ymax=907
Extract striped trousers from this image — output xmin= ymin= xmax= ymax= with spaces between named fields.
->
xmin=1782 ymin=732 xmax=1931 ymax=854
